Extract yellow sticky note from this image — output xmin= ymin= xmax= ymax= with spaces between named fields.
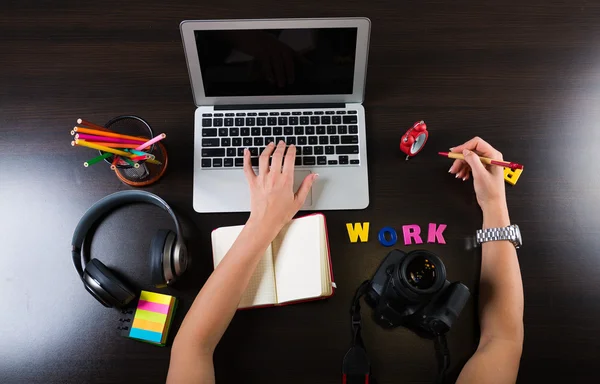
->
xmin=135 ymin=309 xmax=167 ymax=324
xmin=140 ymin=290 xmax=172 ymax=305
xmin=504 ymin=167 xmax=523 ymax=185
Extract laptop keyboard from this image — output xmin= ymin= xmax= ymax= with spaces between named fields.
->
xmin=200 ymin=109 xmax=360 ymax=168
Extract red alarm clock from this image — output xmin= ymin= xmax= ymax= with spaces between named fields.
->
xmin=400 ymin=120 xmax=428 ymax=160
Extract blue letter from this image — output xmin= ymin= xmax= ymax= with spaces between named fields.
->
xmin=378 ymin=226 xmax=398 ymax=247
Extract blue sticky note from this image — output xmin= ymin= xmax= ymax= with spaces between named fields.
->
xmin=129 ymin=327 xmax=163 ymax=344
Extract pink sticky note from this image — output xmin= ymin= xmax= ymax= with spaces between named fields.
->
xmin=137 ymin=300 xmax=170 ymax=315
xmin=402 ymin=224 xmax=423 ymax=245
xmin=427 ymin=223 xmax=447 ymax=244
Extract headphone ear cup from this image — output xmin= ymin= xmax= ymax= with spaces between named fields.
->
xmin=173 ymin=241 xmax=188 ymax=278
xmin=150 ymin=229 xmax=170 ymax=287
xmin=163 ymin=231 xmax=178 ymax=283
xmin=84 ymin=259 xmax=136 ymax=308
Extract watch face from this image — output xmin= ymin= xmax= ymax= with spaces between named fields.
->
xmin=513 ymin=225 xmax=522 ymax=248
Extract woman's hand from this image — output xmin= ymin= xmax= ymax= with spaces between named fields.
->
xmin=449 ymin=137 xmax=510 ymax=227
xmin=243 ymin=141 xmax=317 ymax=235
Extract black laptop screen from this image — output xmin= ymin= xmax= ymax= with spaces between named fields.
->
xmin=194 ymin=28 xmax=358 ymax=97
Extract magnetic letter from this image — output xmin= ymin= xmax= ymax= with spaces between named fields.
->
xmin=346 ymin=222 xmax=370 ymax=243
xmin=378 ymin=226 xmax=398 ymax=247
xmin=402 ymin=224 xmax=423 ymax=245
xmin=427 ymin=223 xmax=447 ymax=244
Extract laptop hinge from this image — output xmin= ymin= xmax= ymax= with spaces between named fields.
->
xmin=214 ymin=103 xmax=345 ymax=111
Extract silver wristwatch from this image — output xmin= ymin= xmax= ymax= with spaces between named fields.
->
xmin=476 ymin=224 xmax=522 ymax=249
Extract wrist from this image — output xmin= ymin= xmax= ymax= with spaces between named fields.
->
xmin=245 ymin=216 xmax=282 ymax=242
xmin=482 ymin=201 xmax=511 ymax=228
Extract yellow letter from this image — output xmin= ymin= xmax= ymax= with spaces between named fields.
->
xmin=346 ymin=222 xmax=370 ymax=243
xmin=504 ymin=167 xmax=524 ymax=185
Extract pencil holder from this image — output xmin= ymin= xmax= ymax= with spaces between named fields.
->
xmin=101 ymin=115 xmax=168 ymax=187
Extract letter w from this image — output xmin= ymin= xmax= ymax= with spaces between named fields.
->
xmin=346 ymin=223 xmax=370 ymax=243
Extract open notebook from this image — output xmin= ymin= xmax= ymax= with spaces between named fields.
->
xmin=211 ymin=214 xmax=335 ymax=309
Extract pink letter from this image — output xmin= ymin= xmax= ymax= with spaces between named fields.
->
xmin=427 ymin=223 xmax=447 ymax=244
xmin=402 ymin=225 xmax=423 ymax=245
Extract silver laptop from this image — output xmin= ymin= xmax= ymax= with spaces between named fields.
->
xmin=180 ymin=18 xmax=371 ymax=213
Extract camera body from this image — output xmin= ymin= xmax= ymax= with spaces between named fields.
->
xmin=365 ymin=249 xmax=470 ymax=337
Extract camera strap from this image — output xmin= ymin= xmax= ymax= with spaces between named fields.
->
xmin=343 ymin=281 xmax=451 ymax=384
xmin=434 ymin=334 xmax=450 ymax=384
xmin=342 ymin=280 xmax=372 ymax=384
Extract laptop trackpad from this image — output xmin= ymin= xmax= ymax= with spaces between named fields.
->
xmin=294 ymin=171 xmax=313 ymax=207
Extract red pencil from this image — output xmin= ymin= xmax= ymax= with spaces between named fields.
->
xmin=438 ymin=152 xmax=523 ymax=170
xmin=111 ymin=155 xmax=120 ymax=170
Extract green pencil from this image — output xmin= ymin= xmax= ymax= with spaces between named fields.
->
xmin=83 ymin=152 xmax=112 ymax=167
xmin=122 ymin=157 xmax=140 ymax=168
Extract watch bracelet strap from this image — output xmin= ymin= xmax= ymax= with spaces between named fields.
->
xmin=476 ymin=226 xmax=516 ymax=244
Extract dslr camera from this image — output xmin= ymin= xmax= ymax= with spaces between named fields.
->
xmin=365 ymin=249 xmax=470 ymax=337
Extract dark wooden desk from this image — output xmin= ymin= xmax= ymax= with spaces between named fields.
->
xmin=1 ymin=1 xmax=598 ymax=383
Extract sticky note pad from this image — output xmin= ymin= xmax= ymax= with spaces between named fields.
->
xmin=123 ymin=291 xmax=177 ymax=347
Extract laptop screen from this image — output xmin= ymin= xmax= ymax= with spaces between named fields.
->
xmin=194 ymin=28 xmax=358 ymax=97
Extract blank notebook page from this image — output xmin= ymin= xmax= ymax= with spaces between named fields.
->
xmin=211 ymin=225 xmax=277 ymax=308
xmin=272 ymin=215 xmax=324 ymax=303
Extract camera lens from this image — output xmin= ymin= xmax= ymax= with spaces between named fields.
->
xmin=405 ymin=255 xmax=437 ymax=290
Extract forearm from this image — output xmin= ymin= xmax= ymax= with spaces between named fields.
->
xmin=173 ymin=219 xmax=278 ymax=353
xmin=479 ymin=203 xmax=524 ymax=346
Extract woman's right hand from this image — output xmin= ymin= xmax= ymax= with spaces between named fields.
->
xmin=243 ymin=141 xmax=317 ymax=238
xmin=449 ymin=137 xmax=510 ymax=227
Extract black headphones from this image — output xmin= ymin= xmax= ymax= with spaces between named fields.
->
xmin=71 ymin=190 xmax=188 ymax=308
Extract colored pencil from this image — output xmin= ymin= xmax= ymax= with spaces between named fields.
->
xmin=125 ymin=148 xmax=155 ymax=159
xmin=84 ymin=152 xmax=112 ymax=167
xmin=134 ymin=133 xmax=166 ymax=151
xmin=77 ymin=119 xmax=112 ymax=132
xmin=122 ymin=157 xmax=140 ymax=168
xmin=73 ymin=139 xmax=137 ymax=158
xmin=78 ymin=142 xmax=142 ymax=149
xmin=144 ymin=158 xmax=162 ymax=166
xmin=438 ymin=152 xmax=523 ymax=170
xmin=73 ymin=127 xmax=148 ymax=142
xmin=111 ymin=155 xmax=120 ymax=170
xmin=75 ymin=133 xmax=147 ymax=145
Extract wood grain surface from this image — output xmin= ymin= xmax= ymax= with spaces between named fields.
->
xmin=1 ymin=1 xmax=599 ymax=383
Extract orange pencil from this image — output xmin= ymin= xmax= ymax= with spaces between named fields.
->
xmin=72 ymin=127 xmax=148 ymax=142
xmin=77 ymin=119 xmax=112 ymax=132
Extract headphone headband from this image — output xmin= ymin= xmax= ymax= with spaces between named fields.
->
xmin=71 ymin=190 xmax=184 ymax=279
